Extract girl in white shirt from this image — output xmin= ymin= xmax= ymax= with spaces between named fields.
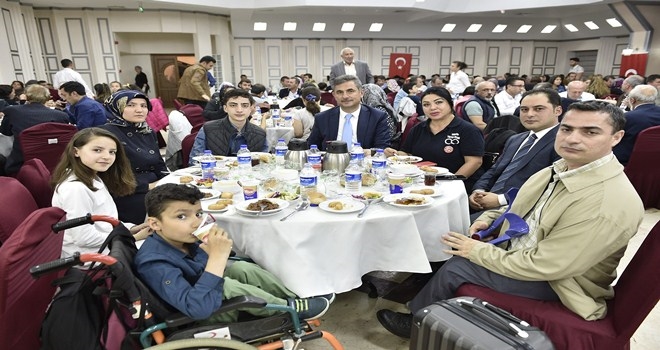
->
xmin=51 ymin=127 xmax=146 ymax=258
xmin=446 ymin=61 xmax=471 ymax=97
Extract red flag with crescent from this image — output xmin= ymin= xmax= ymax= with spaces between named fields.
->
xmin=388 ymin=53 xmax=413 ymax=78
xmin=619 ymin=53 xmax=647 ymax=77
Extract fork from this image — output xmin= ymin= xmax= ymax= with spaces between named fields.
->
xmin=280 ymin=200 xmax=310 ymax=221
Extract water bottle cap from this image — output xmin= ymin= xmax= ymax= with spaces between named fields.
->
xmin=204 ymin=150 xmax=212 ymax=154
xmin=310 ymin=144 xmax=318 ymax=149
xmin=278 ymin=139 xmax=285 ymax=142
xmin=240 ymin=144 xmax=247 ymax=148
xmin=375 ymin=148 xmax=383 ymax=152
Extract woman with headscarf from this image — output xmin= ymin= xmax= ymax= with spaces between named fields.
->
xmin=362 ymin=83 xmax=400 ymax=147
xmin=100 ymin=90 xmax=168 ymax=224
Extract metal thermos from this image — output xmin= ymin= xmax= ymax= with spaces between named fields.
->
xmin=322 ymin=141 xmax=351 ymax=174
xmin=284 ymin=139 xmax=309 ymax=171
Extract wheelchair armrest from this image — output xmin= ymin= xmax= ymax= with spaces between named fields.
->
xmin=165 ymin=296 xmax=268 ymax=327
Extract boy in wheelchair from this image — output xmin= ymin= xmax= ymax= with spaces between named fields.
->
xmin=136 ymin=183 xmax=332 ymax=323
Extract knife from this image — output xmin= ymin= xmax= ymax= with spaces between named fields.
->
xmin=435 ymin=174 xmax=467 ymax=180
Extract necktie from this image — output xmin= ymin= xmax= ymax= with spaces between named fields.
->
xmin=491 ymin=133 xmax=538 ymax=193
xmin=342 ymin=114 xmax=353 ymax=145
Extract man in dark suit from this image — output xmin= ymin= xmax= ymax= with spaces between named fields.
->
xmin=329 ymin=48 xmax=374 ymax=87
xmin=278 ymin=76 xmax=302 ymax=99
xmin=308 ymin=75 xmax=390 ymax=151
xmin=0 ymin=85 xmax=70 ymax=174
xmin=613 ymin=84 xmax=660 ymax=165
xmin=469 ymin=89 xmax=562 ymax=219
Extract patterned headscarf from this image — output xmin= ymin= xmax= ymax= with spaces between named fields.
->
xmin=104 ymin=90 xmax=153 ymax=133
xmin=361 ymin=84 xmax=398 ymax=140
xmin=386 ymin=79 xmax=400 ymax=93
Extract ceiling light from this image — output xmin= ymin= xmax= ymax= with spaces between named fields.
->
xmin=517 ymin=25 xmax=532 ymax=33
xmin=564 ymin=24 xmax=579 ymax=32
xmin=369 ymin=23 xmax=383 ymax=32
xmin=283 ymin=22 xmax=297 ymax=31
xmin=441 ymin=23 xmax=456 ymax=32
xmin=416 ymin=0 xmax=425 ymax=2
xmin=492 ymin=24 xmax=507 ymax=33
xmin=467 ymin=24 xmax=482 ymax=33
xmin=541 ymin=25 xmax=556 ymax=33
xmin=312 ymin=23 xmax=326 ymax=32
xmin=341 ymin=23 xmax=355 ymax=32
xmin=253 ymin=22 xmax=267 ymax=31
xmin=606 ymin=18 xmax=622 ymax=27
xmin=584 ymin=21 xmax=599 ymax=30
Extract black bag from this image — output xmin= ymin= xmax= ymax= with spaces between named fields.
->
xmin=410 ymin=297 xmax=554 ymax=350
xmin=484 ymin=128 xmax=517 ymax=154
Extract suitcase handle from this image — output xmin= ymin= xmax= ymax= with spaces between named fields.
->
xmin=456 ymin=298 xmax=530 ymax=339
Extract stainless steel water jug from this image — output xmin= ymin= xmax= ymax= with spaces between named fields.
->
xmin=284 ymin=139 xmax=309 ymax=171
xmin=323 ymin=141 xmax=350 ymax=173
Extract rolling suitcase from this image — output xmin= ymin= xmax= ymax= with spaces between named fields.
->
xmin=410 ymin=296 xmax=554 ymax=350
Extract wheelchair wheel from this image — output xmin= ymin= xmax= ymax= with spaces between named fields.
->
xmin=143 ymin=338 xmax=258 ymax=350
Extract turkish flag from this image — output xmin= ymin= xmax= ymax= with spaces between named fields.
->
xmin=388 ymin=53 xmax=413 ymax=78
xmin=619 ymin=53 xmax=648 ymax=77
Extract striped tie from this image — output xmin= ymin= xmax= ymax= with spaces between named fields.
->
xmin=491 ymin=134 xmax=537 ymax=194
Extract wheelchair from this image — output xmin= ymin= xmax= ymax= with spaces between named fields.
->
xmin=13 ymin=212 xmax=343 ymax=350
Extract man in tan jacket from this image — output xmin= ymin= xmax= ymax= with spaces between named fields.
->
xmin=177 ymin=55 xmax=215 ymax=108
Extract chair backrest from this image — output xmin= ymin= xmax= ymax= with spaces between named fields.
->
xmin=15 ymin=158 xmax=53 ymax=209
xmin=146 ymin=97 xmax=169 ymax=132
xmin=19 ymin=122 xmax=77 ymax=174
xmin=320 ymin=92 xmax=336 ymax=106
xmin=172 ymin=98 xmax=183 ymax=111
xmin=624 ymin=125 xmax=660 ymax=208
xmin=181 ymin=131 xmax=198 ymax=168
xmin=0 ymin=177 xmax=38 ymax=244
xmin=0 ymin=207 xmax=66 ymax=350
xmin=180 ymin=104 xmax=205 ymax=127
xmin=611 ymin=220 xmax=660 ymax=336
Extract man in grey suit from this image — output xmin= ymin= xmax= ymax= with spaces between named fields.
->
xmin=469 ymin=89 xmax=562 ymax=219
xmin=329 ymin=48 xmax=374 ymax=87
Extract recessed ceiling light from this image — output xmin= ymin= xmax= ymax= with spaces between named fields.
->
xmin=312 ymin=23 xmax=326 ymax=32
xmin=467 ymin=24 xmax=482 ymax=33
xmin=564 ymin=24 xmax=579 ymax=32
xmin=517 ymin=25 xmax=532 ymax=33
xmin=441 ymin=23 xmax=456 ymax=32
xmin=606 ymin=18 xmax=622 ymax=27
xmin=283 ymin=22 xmax=297 ymax=31
xmin=415 ymin=0 xmax=425 ymax=2
xmin=341 ymin=23 xmax=355 ymax=32
xmin=369 ymin=23 xmax=383 ymax=32
xmin=584 ymin=21 xmax=599 ymax=30
xmin=492 ymin=24 xmax=507 ymax=33
xmin=253 ymin=22 xmax=267 ymax=31
xmin=541 ymin=25 xmax=556 ymax=33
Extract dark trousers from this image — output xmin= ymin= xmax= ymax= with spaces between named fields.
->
xmin=408 ymin=256 xmax=560 ymax=313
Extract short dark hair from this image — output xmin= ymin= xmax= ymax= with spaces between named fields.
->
xmin=566 ymin=101 xmax=625 ymax=132
xmin=520 ymin=88 xmax=561 ymax=108
xmin=222 ymin=88 xmax=255 ymax=106
xmin=506 ymin=77 xmax=525 ymax=87
xmin=251 ymin=83 xmax=266 ymax=95
xmin=332 ymin=74 xmax=362 ymax=89
xmin=452 ymin=61 xmax=468 ymax=70
xmin=199 ymin=56 xmax=216 ymax=64
xmin=570 ymin=57 xmax=580 ymax=62
xmin=646 ymin=74 xmax=660 ymax=83
xmin=145 ymin=184 xmax=204 ymax=219
xmin=60 ymin=59 xmax=73 ymax=67
xmin=239 ymin=78 xmax=252 ymax=85
xmin=59 ymin=81 xmax=86 ymax=95
xmin=402 ymin=82 xmax=416 ymax=93
xmin=421 ymin=87 xmax=455 ymax=115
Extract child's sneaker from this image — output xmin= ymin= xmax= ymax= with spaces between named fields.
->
xmin=289 ymin=297 xmax=330 ymax=321
xmin=317 ymin=293 xmax=336 ymax=304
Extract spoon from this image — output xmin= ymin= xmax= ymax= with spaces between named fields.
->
xmin=357 ymin=197 xmax=382 ymax=218
xmin=280 ymin=200 xmax=310 ymax=221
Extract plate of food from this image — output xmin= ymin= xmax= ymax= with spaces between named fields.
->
xmin=404 ymin=186 xmax=442 ymax=197
xmin=388 ymin=155 xmax=423 ymax=164
xmin=173 ymin=166 xmax=203 ymax=176
xmin=351 ymin=191 xmax=384 ymax=202
xmin=266 ymin=191 xmax=300 ymax=201
xmin=202 ymin=199 xmax=234 ymax=213
xmin=418 ymin=165 xmax=450 ymax=175
xmin=235 ymin=198 xmax=289 ymax=216
xmin=199 ymin=189 xmax=221 ymax=200
xmin=383 ymin=193 xmax=434 ymax=208
xmin=252 ymin=152 xmax=275 ymax=164
xmin=389 ymin=163 xmax=424 ymax=177
xmin=318 ymin=198 xmax=365 ymax=213
xmin=194 ymin=178 xmax=215 ymax=188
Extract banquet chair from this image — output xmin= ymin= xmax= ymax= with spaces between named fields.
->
xmin=181 ymin=131 xmax=198 ymax=168
xmin=15 ymin=158 xmax=53 ymax=209
xmin=172 ymin=98 xmax=184 ymax=111
xmin=624 ymin=125 xmax=660 ymax=209
xmin=456 ymin=220 xmax=660 ymax=350
xmin=320 ymin=92 xmax=336 ymax=106
xmin=146 ymin=97 xmax=169 ymax=133
xmin=19 ymin=122 xmax=77 ymax=174
xmin=180 ymin=104 xmax=205 ymax=129
xmin=0 ymin=207 xmax=67 ymax=350
xmin=0 ymin=177 xmax=38 ymax=245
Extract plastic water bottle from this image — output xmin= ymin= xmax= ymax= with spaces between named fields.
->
xmin=200 ymin=150 xmax=216 ymax=180
xmin=252 ymin=109 xmax=262 ymax=125
xmin=271 ymin=108 xmax=281 ymax=127
xmin=237 ymin=144 xmax=252 ymax=172
xmin=275 ymin=139 xmax=288 ymax=168
xmin=299 ymin=163 xmax=318 ymax=196
xmin=350 ymin=142 xmax=365 ymax=168
xmin=344 ymin=159 xmax=362 ymax=194
xmin=307 ymin=144 xmax=322 ymax=173
xmin=371 ymin=148 xmax=387 ymax=181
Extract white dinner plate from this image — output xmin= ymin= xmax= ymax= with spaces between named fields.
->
xmin=199 ymin=189 xmax=221 ymax=201
xmin=404 ymin=186 xmax=442 ymax=197
xmin=387 ymin=168 xmax=424 ymax=177
xmin=201 ymin=200 xmax=232 ymax=213
xmin=351 ymin=191 xmax=385 ymax=202
xmin=418 ymin=166 xmax=450 ymax=175
xmin=318 ymin=199 xmax=365 ymax=214
xmin=235 ymin=198 xmax=289 ymax=216
xmin=388 ymin=155 xmax=423 ymax=163
xmin=383 ymin=194 xmax=435 ymax=208
xmin=192 ymin=154 xmax=229 ymax=162
xmin=173 ymin=167 xmax=202 ymax=176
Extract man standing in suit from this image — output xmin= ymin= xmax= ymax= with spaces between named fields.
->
xmin=613 ymin=84 xmax=660 ymax=165
xmin=308 ymin=75 xmax=390 ymax=151
xmin=470 ymin=89 xmax=562 ymax=218
xmin=329 ymin=48 xmax=374 ymax=87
